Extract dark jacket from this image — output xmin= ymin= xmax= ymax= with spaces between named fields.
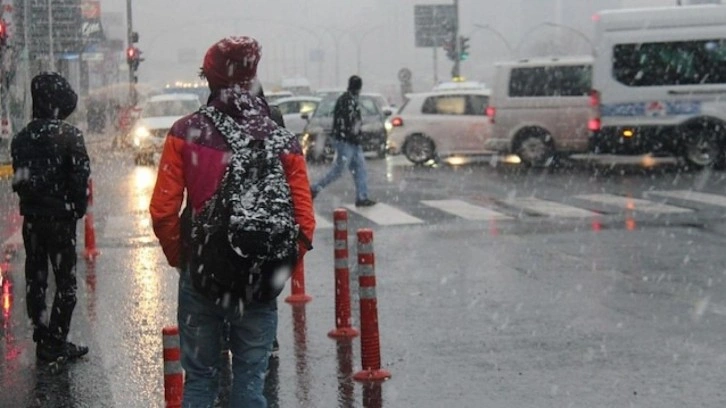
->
xmin=11 ymin=73 xmax=90 ymax=219
xmin=332 ymin=91 xmax=362 ymax=144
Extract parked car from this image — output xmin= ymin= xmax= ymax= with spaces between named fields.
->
xmin=386 ymin=90 xmax=491 ymax=164
xmin=265 ymin=91 xmax=295 ymax=105
xmin=485 ymin=56 xmax=593 ymax=167
xmin=270 ymin=96 xmax=321 ymax=137
xmin=300 ymin=94 xmax=388 ymax=162
xmin=130 ymin=93 xmax=201 ymax=165
xmin=591 ymin=5 xmax=726 ymax=168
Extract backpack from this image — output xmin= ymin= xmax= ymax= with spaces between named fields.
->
xmin=189 ymin=106 xmax=300 ymax=304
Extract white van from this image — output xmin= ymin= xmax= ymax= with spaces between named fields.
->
xmin=485 ymin=56 xmax=592 ymax=167
xmin=590 ymin=5 xmax=726 ymax=168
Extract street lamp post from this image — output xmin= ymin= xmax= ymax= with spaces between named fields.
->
xmin=354 ymin=24 xmax=386 ymax=75
xmin=47 ymin=0 xmax=55 ymax=71
xmin=515 ymin=21 xmax=593 ymax=57
xmin=471 ymin=24 xmax=514 ymax=56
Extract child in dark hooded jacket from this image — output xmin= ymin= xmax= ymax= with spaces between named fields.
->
xmin=11 ymin=72 xmax=91 ymax=362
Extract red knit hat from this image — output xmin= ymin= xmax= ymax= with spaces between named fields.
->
xmin=202 ymin=36 xmax=261 ymax=90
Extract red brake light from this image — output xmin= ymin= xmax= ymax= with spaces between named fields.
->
xmin=391 ymin=117 xmax=404 ymax=127
xmin=589 ymin=90 xmax=600 ymax=108
xmin=588 ymin=118 xmax=601 ymax=132
xmin=588 ymin=89 xmax=601 ymax=131
xmin=485 ymin=106 xmax=496 ymax=123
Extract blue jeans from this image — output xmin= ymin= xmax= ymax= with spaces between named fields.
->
xmin=177 ymin=269 xmax=277 ymax=408
xmin=311 ymin=139 xmax=369 ymax=202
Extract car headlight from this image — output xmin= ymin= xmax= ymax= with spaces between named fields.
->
xmin=384 ymin=120 xmax=393 ymax=133
xmin=132 ymin=126 xmax=151 ymax=146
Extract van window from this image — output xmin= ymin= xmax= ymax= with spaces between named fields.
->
xmin=613 ymin=39 xmax=726 ymax=86
xmin=421 ymin=95 xmax=474 ymax=115
xmin=508 ymin=65 xmax=591 ymax=97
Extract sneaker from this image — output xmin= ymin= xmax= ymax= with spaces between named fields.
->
xmin=36 ymin=339 xmax=88 ymax=362
xmin=64 ymin=341 xmax=89 ymax=360
xmin=270 ymin=338 xmax=279 ymax=358
xmin=355 ymin=199 xmax=376 ymax=207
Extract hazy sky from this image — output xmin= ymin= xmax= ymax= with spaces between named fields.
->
xmin=99 ymin=0 xmax=679 ymax=97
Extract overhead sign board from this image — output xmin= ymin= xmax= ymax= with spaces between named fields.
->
xmin=414 ymin=4 xmax=456 ymax=48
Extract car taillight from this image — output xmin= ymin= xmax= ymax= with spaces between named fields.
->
xmin=391 ymin=117 xmax=404 ymax=127
xmin=588 ymin=90 xmax=601 ymax=132
xmin=485 ymin=106 xmax=496 ymax=123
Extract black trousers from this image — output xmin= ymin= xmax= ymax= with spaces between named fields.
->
xmin=22 ymin=217 xmax=78 ymax=342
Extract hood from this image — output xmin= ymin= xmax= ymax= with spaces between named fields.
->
xmin=136 ymin=116 xmax=183 ymax=131
xmin=31 ymin=72 xmax=78 ymax=120
xmin=206 ymin=87 xmax=278 ymax=140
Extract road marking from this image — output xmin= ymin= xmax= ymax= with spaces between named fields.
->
xmin=574 ymin=194 xmax=692 ymax=214
xmin=314 ymin=212 xmax=333 ymax=229
xmin=421 ymin=199 xmax=513 ymax=221
xmin=647 ymin=190 xmax=726 ymax=208
xmin=503 ymin=197 xmax=600 ymax=218
xmin=345 ymin=203 xmax=424 ymax=226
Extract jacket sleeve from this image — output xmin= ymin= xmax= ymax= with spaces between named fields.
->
xmin=280 ymin=152 xmax=315 ymax=257
xmin=68 ymin=127 xmax=91 ymax=218
xmin=150 ymin=136 xmax=186 ymax=268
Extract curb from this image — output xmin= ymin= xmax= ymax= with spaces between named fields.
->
xmin=0 ymin=165 xmax=11 ymax=179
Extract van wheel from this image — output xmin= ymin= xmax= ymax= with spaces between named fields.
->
xmin=681 ymin=124 xmax=723 ymax=169
xmin=515 ymin=131 xmax=555 ymax=167
xmin=403 ymin=134 xmax=435 ymax=165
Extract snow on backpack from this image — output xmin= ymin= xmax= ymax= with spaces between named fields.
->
xmin=189 ymin=106 xmax=299 ymax=304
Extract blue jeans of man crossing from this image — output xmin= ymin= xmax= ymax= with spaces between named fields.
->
xmin=311 ymin=139 xmax=369 ymax=202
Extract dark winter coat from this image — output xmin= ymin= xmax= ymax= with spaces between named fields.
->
xmin=11 ymin=73 xmax=90 ymax=220
xmin=332 ymin=91 xmax=362 ymax=145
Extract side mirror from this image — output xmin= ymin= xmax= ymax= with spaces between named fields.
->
xmin=301 ymin=112 xmax=310 ymax=121
xmin=383 ymin=109 xmax=393 ymax=117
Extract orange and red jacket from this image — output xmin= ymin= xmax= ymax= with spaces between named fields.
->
xmin=149 ymin=90 xmax=315 ymax=268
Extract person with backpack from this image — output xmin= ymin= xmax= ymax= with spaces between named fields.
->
xmin=310 ymin=75 xmax=376 ymax=207
xmin=11 ymin=72 xmax=91 ymax=363
xmin=149 ymin=36 xmax=315 ymax=407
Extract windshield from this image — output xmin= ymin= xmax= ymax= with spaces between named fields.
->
xmin=313 ymin=95 xmax=381 ymax=118
xmin=142 ymin=99 xmax=200 ymax=117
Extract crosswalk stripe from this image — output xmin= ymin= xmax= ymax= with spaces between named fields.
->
xmin=647 ymin=190 xmax=726 ymax=208
xmin=314 ymin=212 xmax=334 ymax=229
xmin=421 ymin=199 xmax=513 ymax=220
xmin=345 ymin=203 xmax=424 ymax=226
xmin=504 ymin=197 xmax=600 ymax=218
xmin=574 ymin=194 xmax=692 ymax=214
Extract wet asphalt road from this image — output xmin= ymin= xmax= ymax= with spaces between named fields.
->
xmin=1 ymin=134 xmax=726 ymax=407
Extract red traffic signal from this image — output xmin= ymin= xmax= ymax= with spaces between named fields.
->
xmin=0 ymin=20 xmax=7 ymax=46
xmin=126 ymin=46 xmax=138 ymax=62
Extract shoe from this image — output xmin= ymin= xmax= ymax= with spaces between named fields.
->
xmin=36 ymin=339 xmax=88 ymax=362
xmin=355 ymin=199 xmax=376 ymax=207
xmin=270 ymin=337 xmax=279 ymax=358
xmin=64 ymin=341 xmax=89 ymax=360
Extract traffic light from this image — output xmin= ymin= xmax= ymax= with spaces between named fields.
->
xmin=0 ymin=20 xmax=7 ymax=48
xmin=443 ymin=38 xmax=458 ymax=61
xmin=126 ymin=46 xmax=143 ymax=71
xmin=459 ymin=36 xmax=470 ymax=61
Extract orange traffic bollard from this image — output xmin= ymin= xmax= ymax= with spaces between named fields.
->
xmin=328 ymin=209 xmax=358 ymax=339
xmin=162 ymin=326 xmax=183 ymax=408
xmin=353 ymin=229 xmax=391 ymax=383
xmin=285 ymin=257 xmax=313 ymax=304
xmin=84 ymin=178 xmax=100 ymax=261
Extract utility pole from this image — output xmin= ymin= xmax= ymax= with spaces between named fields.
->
xmin=452 ymin=0 xmax=460 ymax=78
xmin=47 ymin=0 xmax=55 ymax=71
xmin=126 ymin=0 xmax=136 ymax=104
